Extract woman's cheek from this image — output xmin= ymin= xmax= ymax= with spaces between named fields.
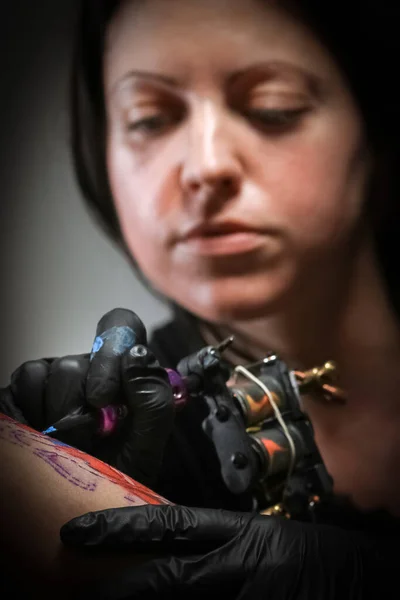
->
xmin=109 ymin=148 xmax=159 ymax=230
xmin=110 ymin=175 xmax=181 ymax=284
xmin=262 ymin=138 xmax=366 ymax=250
xmin=109 ymin=179 xmax=160 ymax=271
xmin=116 ymin=186 xmax=166 ymax=259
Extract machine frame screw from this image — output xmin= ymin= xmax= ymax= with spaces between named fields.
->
xmin=130 ymin=344 xmax=148 ymax=358
xmin=231 ymin=452 xmax=249 ymax=469
xmin=215 ymin=406 xmax=230 ymax=421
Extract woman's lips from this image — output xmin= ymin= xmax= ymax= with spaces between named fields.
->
xmin=177 ymin=229 xmax=267 ymax=256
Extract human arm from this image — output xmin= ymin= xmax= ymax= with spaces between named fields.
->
xmin=0 ymin=413 xmax=171 ymax=598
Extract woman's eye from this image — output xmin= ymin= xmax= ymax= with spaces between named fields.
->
xmin=126 ymin=114 xmax=175 ymax=137
xmin=244 ymin=107 xmax=309 ymax=128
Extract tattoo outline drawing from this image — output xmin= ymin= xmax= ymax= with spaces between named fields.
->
xmin=0 ymin=413 xmax=169 ymax=505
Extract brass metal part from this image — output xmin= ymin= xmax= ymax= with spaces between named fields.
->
xmin=246 ymin=425 xmax=262 ymax=434
xmin=308 ymin=495 xmax=320 ymax=507
xmin=300 ymin=360 xmax=337 ymax=386
xmin=260 ymin=503 xmax=290 ymax=518
xmin=295 ymin=360 xmax=347 ymax=403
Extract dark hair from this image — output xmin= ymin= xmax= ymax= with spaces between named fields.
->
xmin=70 ymin=0 xmax=400 ymax=310
xmin=71 ymin=1 xmax=120 ymax=243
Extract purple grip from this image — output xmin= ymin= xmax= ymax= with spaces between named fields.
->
xmin=166 ymin=368 xmax=188 ymax=409
xmin=98 ymin=405 xmax=127 ymax=436
xmin=97 ymin=368 xmax=187 ymax=435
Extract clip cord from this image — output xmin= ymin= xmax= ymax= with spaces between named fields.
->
xmin=233 ymin=365 xmax=297 ymax=493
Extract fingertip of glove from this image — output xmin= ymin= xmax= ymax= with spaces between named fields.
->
xmin=60 ymin=512 xmax=97 ymax=545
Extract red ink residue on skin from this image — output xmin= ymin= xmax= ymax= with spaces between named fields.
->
xmin=0 ymin=413 xmax=170 ymax=506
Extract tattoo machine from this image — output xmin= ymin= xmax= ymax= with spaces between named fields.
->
xmin=41 ymin=306 xmax=341 ymax=521
xmin=167 ymin=338 xmax=346 ymax=521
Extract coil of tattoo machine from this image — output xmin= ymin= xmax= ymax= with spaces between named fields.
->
xmin=174 ymin=339 xmax=346 ymax=521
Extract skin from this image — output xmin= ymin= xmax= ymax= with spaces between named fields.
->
xmin=0 ymin=414 xmax=168 ymax=594
xmin=103 ymin=0 xmax=400 ymax=514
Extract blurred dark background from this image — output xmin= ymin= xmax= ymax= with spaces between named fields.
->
xmin=0 ymin=0 xmax=170 ymax=385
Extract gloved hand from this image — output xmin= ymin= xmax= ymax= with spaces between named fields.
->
xmin=61 ymin=504 xmax=394 ymax=600
xmin=0 ymin=308 xmax=175 ymax=487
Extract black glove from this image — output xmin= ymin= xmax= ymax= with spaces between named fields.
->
xmin=0 ymin=352 xmax=90 ymax=432
xmin=61 ymin=504 xmax=395 ymax=600
xmin=0 ymin=308 xmax=175 ymax=487
xmin=91 ymin=342 xmax=174 ymax=486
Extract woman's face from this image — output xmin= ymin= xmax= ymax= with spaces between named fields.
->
xmin=104 ymin=0 xmax=370 ymax=322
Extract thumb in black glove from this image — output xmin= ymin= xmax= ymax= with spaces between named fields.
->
xmin=68 ymin=307 xmax=174 ymax=487
xmin=85 ymin=307 xmax=147 ymax=409
xmin=60 ymin=504 xmax=393 ymax=600
xmin=93 ymin=343 xmax=174 ymax=488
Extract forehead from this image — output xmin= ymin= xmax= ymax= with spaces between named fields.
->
xmin=104 ymin=0 xmax=340 ymax=92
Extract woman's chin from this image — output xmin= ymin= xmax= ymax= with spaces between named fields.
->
xmin=198 ymin=301 xmax=279 ymax=324
xmin=175 ymin=278 xmax=292 ymax=324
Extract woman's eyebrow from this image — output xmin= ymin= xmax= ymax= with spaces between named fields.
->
xmin=226 ymin=61 xmax=322 ymax=90
xmin=109 ymin=70 xmax=181 ymax=95
xmin=108 ymin=61 xmax=322 ymax=97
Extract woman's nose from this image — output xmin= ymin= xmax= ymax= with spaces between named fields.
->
xmin=180 ymin=102 xmax=243 ymax=203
